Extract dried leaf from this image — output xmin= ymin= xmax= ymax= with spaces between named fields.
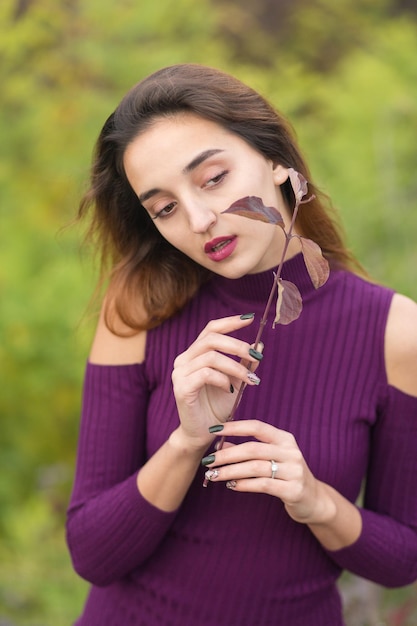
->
xmin=222 ymin=196 xmax=285 ymax=227
xmin=288 ymin=168 xmax=309 ymax=204
xmin=300 ymin=238 xmax=330 ymax=289
xmin=274 ymin=279 xmax=303 ymax=327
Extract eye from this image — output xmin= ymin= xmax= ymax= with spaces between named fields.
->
xmin=204 ymin=170 xmax=228 ymax=188
xmin=152 ymin=202 xmax=177 ymax=220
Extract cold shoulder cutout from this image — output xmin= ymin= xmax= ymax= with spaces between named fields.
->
xmin=385 ymin=293 xmax=417 ymax=398
xmin=89 ymin=299 xmax=147 ymax=365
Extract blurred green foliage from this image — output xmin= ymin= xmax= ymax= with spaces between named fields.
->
xmin=0 ymin=0 xmax=416 ymax=623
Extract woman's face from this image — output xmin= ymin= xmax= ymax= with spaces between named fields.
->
xmin=124 ymin=113 xmax=296 ymax=278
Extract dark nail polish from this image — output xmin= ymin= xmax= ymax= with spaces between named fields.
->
xmin=201 ymin=454 xmax=216 ymax=466
xmin=248 ymin=348 xmax=263 ymax=361
xmin=209 ymin=424 xmax=224 ymax=434
xmin=240 ymin=312 xmax=255 ymax=320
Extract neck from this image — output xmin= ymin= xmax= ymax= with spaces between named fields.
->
xmin=208 ymin=252 xmax=317 ymax=308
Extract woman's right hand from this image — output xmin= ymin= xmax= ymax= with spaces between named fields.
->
xmin=171 ymin=314 xmax=263 ymax=450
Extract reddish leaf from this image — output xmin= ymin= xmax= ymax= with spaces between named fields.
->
xmin=222 ymin=196 xmax=285 ymax=227
xmin=300 ymin=238 xmax=330 ymax=289
xmin=288 ymin=168 xmax=309 ymax=204
xmin=274 ymin=279 xmax=303 ymax=327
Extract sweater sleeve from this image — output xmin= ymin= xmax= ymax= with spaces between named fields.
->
xmin=326 ymin=386 xmax=417 ymax=587
xmin=66 ymin=362 xmax=178 ymax=587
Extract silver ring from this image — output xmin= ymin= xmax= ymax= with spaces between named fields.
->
xmin=271 ymin=460 xmax=278 ymax=479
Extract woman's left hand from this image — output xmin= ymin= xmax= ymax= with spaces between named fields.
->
xmin=202 ymin=419 xmax=333 ymax=526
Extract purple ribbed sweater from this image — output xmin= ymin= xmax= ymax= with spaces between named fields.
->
xmin=67 ymin=254 xmax=417 ymax=625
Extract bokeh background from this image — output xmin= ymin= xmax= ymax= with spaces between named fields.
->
xmin=1 ymin=0 xmax=416 ymax=624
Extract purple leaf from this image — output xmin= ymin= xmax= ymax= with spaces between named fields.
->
xmin=300 ymin=238 xmax=330 ymax=289
xmin=222 ymin=196 xmax=285 ymax=228
xmin=274 ymin=279 xmax=303 ymax=327
xmin=288 ymin=168 xmax=309 ymax=205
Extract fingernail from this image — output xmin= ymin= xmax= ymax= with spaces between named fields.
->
xmin=209 ymin=424 xmax=224 ymax=434
xmin=248 ymin=348 xmax=263 ymax=361
xmin=226 ymin=480 xmax=237 ymax=489
xmin=230 ymin=383 xmax=234 ymax=393
xmin=201 ymin=454 xmax=216 ymax=466
xmin=247 ymin=371 xmax=261 ymax=385
xmin=205 ymin=469 xmax=219 ymax=481
xmin=240 ymin=312 xmax=255 ymax=320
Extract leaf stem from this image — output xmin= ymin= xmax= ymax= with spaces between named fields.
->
xmin=221 ymin=202 xmax=300 ymax=427
xmin=253 ymin=201 xmax=300 ymax=347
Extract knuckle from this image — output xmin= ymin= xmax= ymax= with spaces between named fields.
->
xmin=200 ymin=368 xmax=210 ymax=384
xmin=248 ymin=420 xmax=263 ymax=436
xmin=260 ymin=477 xmax=270 ymax=491
xmin=171 ymin=368 xmax=181 ymax=385
xmin=285 ymin=432 xmax=297 ymax=446
xmin=245 ymin=441 xmax=260 ymax=456
xmin=292 ymin=449 xmax=303 ymax=463
xmin=197 ymin=331 xmax=215 ymax=348
xmin=252 ymin=459 xmax=264 ymax=475
xmin=206 ymin=331 xmax=219 ymax=344
xmin=173 ymin=353 xmax=185 ymax=369
xmin=291 ymin=483 xmax=304 ymax=502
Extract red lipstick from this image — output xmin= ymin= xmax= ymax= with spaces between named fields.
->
xmin=204 ymin=236 xmax=237 ymax=262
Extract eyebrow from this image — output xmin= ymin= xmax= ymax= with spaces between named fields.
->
xmin=138 ymin=148 xmax=224 ymax=204
xmin=182 ymin=148 xmax=224 ymax=174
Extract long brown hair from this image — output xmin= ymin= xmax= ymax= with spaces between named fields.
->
xmin=79 ymin=63 xmax=360 ymax=333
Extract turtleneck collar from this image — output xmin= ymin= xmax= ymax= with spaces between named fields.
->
xmin=208 ymin=252 xmax=319 ymax=309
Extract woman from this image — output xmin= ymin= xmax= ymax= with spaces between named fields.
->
xmin=66 ymin=64 xmax=417 ymax=625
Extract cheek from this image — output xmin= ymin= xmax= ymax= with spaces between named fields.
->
xmin=157 ymin=224 xmax=194 ymax=253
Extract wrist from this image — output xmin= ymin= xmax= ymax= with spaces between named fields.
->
xmin=307 ymin=482 xmax=362 ymax=550
xmin=307 ymin=481 xmax=338 ymax=527
xmin=168 ymin=426 xmax=211 ymax=458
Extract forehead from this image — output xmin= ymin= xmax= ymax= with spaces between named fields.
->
xmin=123 ymin=113 xmax=248 ymax=173
xmin=133 ymin=113 xmax=234 ymax=148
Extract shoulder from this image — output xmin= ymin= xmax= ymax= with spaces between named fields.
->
xmin=89 ymin=296 xmax=147 ymax=365
xmin=385 ymin=293 xmax=417 ymax=397
xmin=328 ymin=268 xmax=392 ymax=309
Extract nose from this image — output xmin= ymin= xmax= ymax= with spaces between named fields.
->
xmin=186 ymin=201 xmax=217 ymax=234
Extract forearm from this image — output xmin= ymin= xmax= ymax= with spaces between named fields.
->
xmin=306 ymin=481 xmax=362 ymax=551
xmin=67 ymin=471 xmax=179 ymax=585
xmin=137 ymin=427 xmax=210 ymax=512
xmin=323 ymin=386 xmax=417 ymax=587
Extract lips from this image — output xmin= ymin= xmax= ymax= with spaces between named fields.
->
xmin=204 ymin=236 xmax=238 ymax=262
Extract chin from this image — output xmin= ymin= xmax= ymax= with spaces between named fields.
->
xmin=209 ymin=263 xmax=254 ymax=280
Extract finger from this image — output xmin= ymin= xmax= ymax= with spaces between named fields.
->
xmin=172 ymin=352 xmax=261 ymax=392
xmin=174 ymin=366 xmax=236 ymax=397
xmin=174 ymin=315 xmax=256 ymax=366
xmin=210 ymin=420 xmax=296 ymax=446
xmin=205 ymin=458 xmax=274 ymax=481
xmin=174 ymin=336 xmax=260 ymax=372
xmin=225 ymin=477 xmax=289 ymax=497
xmin=227 ymin=474 xmax=305 ymax=505
xmin=215 ymin=440 xmax=235 ymax=451
xmin=175 ymin=349 xmax=258 ymax=380
xmin=203 ymin=440 xmax=277 ymax=463
xmin=205 ymin=469 xmax=292 ymax=498
xmin=204 ymin=455 xmax=297 ymax=483
xmin=240 ymin=341 xmax=264 ymax=373
xmin=198 ymin=314 xmax=255 ymax=339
